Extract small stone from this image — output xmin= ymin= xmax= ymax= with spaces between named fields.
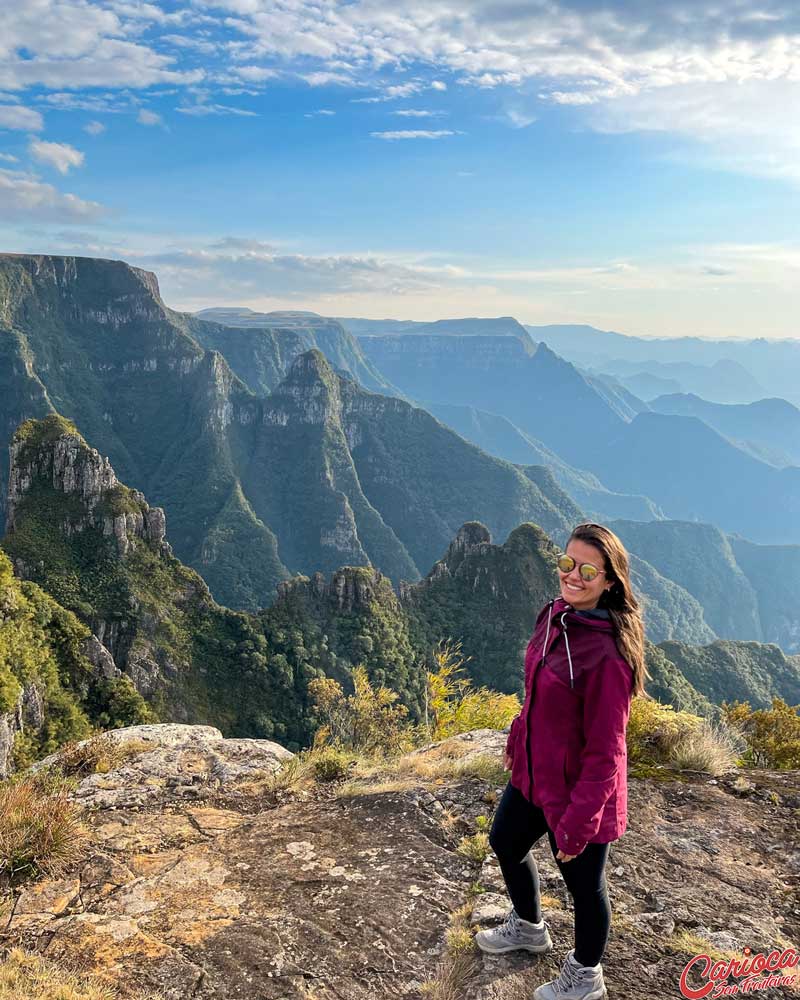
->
xmin=470 ymin=893 xmax=510 ymax=926
xmin=628 ymin=912 xmax=676 ymax=937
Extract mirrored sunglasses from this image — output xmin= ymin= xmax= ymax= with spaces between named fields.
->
xmin=557 ymin=553 xmax=606 ymax=582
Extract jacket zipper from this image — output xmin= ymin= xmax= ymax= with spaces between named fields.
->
xmin=526 ymin=599 xmax=554 ymax=796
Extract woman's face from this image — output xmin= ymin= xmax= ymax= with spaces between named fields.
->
xmin=559 ymin=538 xmax=613 ymax=611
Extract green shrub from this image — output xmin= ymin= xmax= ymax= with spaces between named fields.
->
xmin=627 ymin=697 xmax=740 ymax=775
xmin=309 ymin=745 xmax=353 ymax=783
xmin=308 ymin=664 xmax=417 ymax=757
xmin=720 ymin=697 xmax=800 ymax=769
xmin=420 ymin=639 xmax=520 ymax=742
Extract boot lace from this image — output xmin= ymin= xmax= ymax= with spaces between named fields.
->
xmin=553 ymin=953 xmax=590 ymax=992
xmin=499 ymin=908 xmax=548 ymax=940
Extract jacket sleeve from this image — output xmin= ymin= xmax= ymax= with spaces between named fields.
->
xmin=554 ymin=652 xmax=633 ymax=856
xmin=505 ymin=713 xmax=522 ymax=758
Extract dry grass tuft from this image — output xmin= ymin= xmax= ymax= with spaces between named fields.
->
xmin=54 ymin=733 xmax=153 ymax=778
xmin=0 ymin=775 xmax=87 ymax=878
xmin=0 ymin=945 xmax=167 ymax=999
xmin=456 ymin=831 xmax=490 ymax=864
xmin=659 ymin=718 xmax=741 ymax=776
xmin=418 ymin=898 xmax=480 ymax=999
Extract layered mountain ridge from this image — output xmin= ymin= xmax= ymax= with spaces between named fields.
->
xmin=0 ymin=254 xmax=576 ymax=610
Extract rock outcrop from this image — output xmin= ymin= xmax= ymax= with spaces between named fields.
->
xmin=3 ymin=724 xmax=798 ymax=999
xmin=1 ymin=417 xmax=298 ymax=738
xmin=6 ymin=415 xmax=169 ymax=558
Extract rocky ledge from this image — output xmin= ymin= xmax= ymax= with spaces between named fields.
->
xmin=1 ymin=724 xmax=798 ymax=999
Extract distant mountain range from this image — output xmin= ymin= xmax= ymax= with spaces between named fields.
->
xmin=648 ymin=393 xmax=800 ymax=468
xmin=524 ymin=323 xmax=794 ymax=406
xmin=356 ymin=330 xmax=800 ymax=547
xmin=3 ymin=262 xmax=799 ymax=655
xmin=338 ymin=315 xmax=532 ymax=340
xmin=0 ymin=257 xmax=574 ymax=612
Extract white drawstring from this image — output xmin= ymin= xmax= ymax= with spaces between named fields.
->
xmin=560 ymin=611 xmax=574 ymax=689
xmin=541 ymin=600 xmax=553 ymax=662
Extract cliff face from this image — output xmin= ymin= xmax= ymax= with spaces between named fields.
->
xmin=7 ymin=415 xmax=168 ymax=558
xmin=1 ymin=417 xmax=300 ymax=740
xmin=0 ymin=545 xmax=155 ymax=779
xmin=0 ymin=253 xmax=166 ymax=332
xmin=357 ymin=334 xmax=630 ymax=470
xmin=402 ymin=521 xmax=560 ymax=693
xmin=0 ymin=253 xmax=287 ymax=612
xmin=189 ymin=308 xmax=395 ymax=396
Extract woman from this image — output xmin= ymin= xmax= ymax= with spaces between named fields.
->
xmin=476 ymin=523 xmax=648 ymax=1000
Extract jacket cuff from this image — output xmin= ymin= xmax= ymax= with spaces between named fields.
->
xmin=505 ymin=715 xmax=520 ymax=756
xmin=555 ymin=825 xmax=587 ymax=857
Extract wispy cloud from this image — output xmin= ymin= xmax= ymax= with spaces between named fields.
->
xmin=83 ymin=120 xmax=106 ymax=135
xmin=176 ymin=102 xmax=257 ymax=117
xmin=29 ymin=139 xmax=84 ymax=174
xmin=0 ymin=168 xmax=104 ymax=221
xmin=231 ymin=65 xmax=277 ymax=83
xmin=503 ymin=108 xmax=537 ymax=129
xmin=370 ymin=129 xmax=459 ymax=140
xmin=391 ymin=109 xmax=443 ymax=118
xmin=137 ymin=108 xmax=164 ymax=126
xmin=0 ymin=104 xmax=43 ymax=130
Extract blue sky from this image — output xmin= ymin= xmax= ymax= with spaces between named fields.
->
xmin=1 ymin=0 xmax=799 ymax=338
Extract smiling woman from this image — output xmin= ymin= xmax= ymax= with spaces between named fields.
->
xmin=479 ymin=522 xmax=648 ymax=1000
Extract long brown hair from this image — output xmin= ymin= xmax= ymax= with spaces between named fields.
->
xmin=567 ymin=522 xmax=649 ymax=698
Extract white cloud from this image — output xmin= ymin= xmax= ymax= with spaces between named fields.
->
xmin=0 ymin=104 xmax=43 ymax=130
xmin=392 ymin=109 xmax=442 ymax=117
xmin=503 ymin=108 xmax=537 ymax=128
xmin=29 ymin=139 xmax=85 ymax=174
xmin=84 ymin=120 xmax=106 ymax=134
xmin=206 ymin=0 xmax=800 ymax=182
xmin=370 ymin=129 xmax=458 ymax=140
xmin=0 ymin=152 xmax=19 ymax=162
xmin=301 ymin=71 xmax=354 ymax=87
xmin=304 ymin=108 xmax=336 ymax=117
xmin=39 ymin=92 xmax=129 ymax=113
xmin=3 ymin=0 xmax=800 ymax=184
xmin=161 ymin=34 xmax=219 ymax=55
xmin=176 ymin=101 xmax=257 ymax=116
xmin=232 ymin=65 xmax=277 ymax=82
xmin=0 ymin=168 xmax=104 ymax=221
xmin=0 ymin=1 xmax=205 ymax=91
xmin=137 ymin=108 xmax=163 ymax=126
xmin=136 ymin=239 xmax=454 ymax=301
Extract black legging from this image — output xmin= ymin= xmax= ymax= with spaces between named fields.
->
xmin=489 ymin=781 xmax=612 ymax=967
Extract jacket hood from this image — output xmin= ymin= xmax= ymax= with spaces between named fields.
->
xmin=549 ymin=595 xmax=615 ymax=631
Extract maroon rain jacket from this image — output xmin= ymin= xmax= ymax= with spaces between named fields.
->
xmin=505 ymin=596 xmax=634 ymax=856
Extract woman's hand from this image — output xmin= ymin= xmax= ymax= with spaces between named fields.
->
xmin=503 ymin=751 xmax=513 ymax=771
xmin=556 ymin=849 xmax=578 ymax=862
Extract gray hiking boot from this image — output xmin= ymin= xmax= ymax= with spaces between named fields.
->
xmin=533 ymin=948 xmax=607 ymax=1000
xmin=474 ymin=906 xmax=553 ymax=954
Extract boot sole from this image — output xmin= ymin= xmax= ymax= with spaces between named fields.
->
xmin=533 ymin=986 xmax=606 ymax=1000
xmin=475 ymin=937 xmax=554 ymax=955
